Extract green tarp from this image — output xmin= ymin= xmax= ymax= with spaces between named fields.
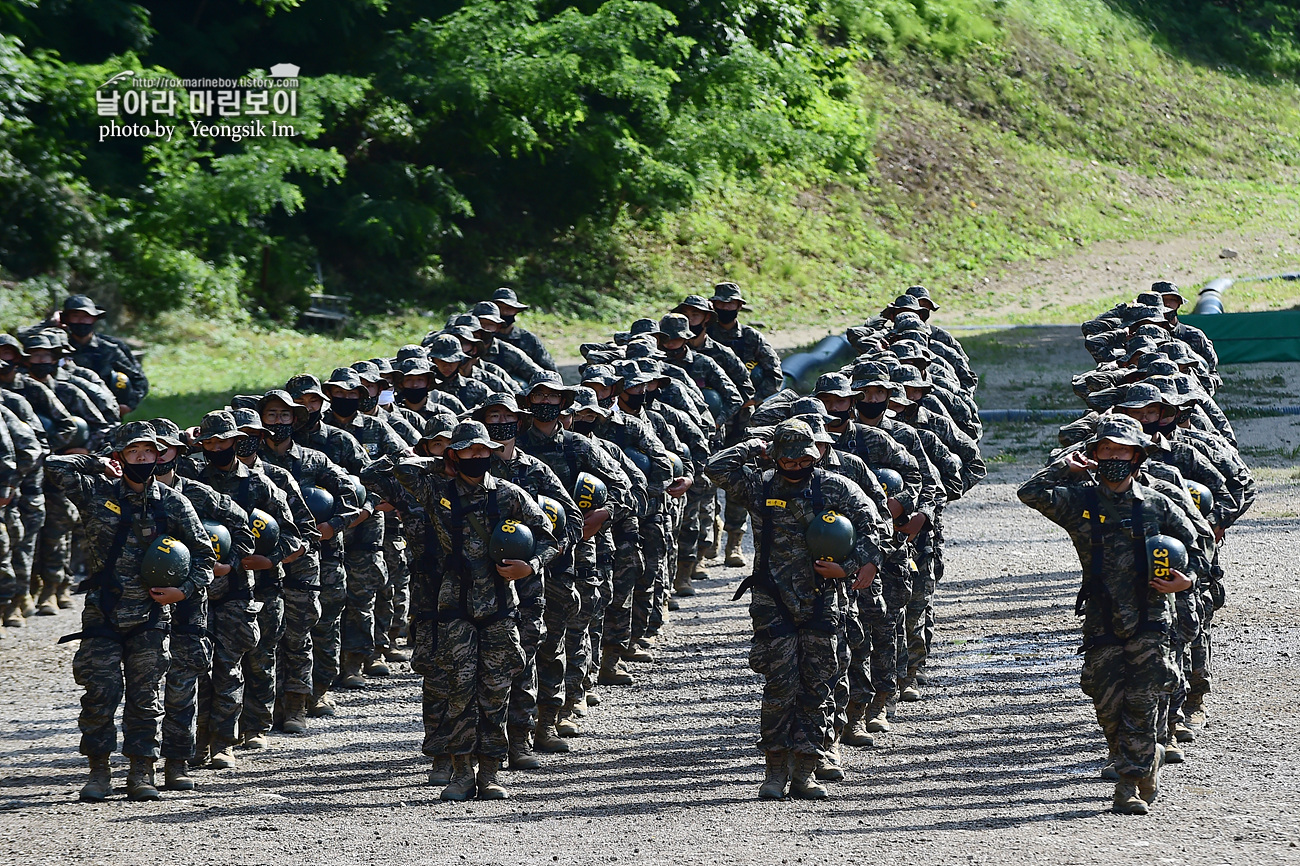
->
xmin=1181 ymin=310 xmax=1300 ymax=364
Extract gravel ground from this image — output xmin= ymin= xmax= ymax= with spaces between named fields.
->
xmin=2 ymin=444 xmax=1297 ymax=866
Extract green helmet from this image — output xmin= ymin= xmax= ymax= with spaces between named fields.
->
xmin=1146 ymin=534 xmax=1188 ymax=581
xmin=202 ymin=520 xmax=232 ymax=563
xmin=1184 ymin=480 xmax=1212 ymax=517
xmin=669 ymin=453 xmax=686 ymax=478
xmin=701 ymin=387 xmax=724 ymax=418
xmin=489 ymin=519 xmax=536 ymax=563
xmin=141 ymin=535 xmax=191 ymax=589
xmin=623 ymin=447 xmax=652 ymax=476
xmin=574 ymin=472 xmax=608 ymax=511
xmin=805 ymin=510 xmax=855 ymax=563
xmin=875 ymin=467 xmax=904 ymax=498
xmin=69 ymin=415 xmax=89 ymax=450
xmin=247 ymin=508 xmax=280 ymax=557
xmin=350 ymin=475 xmax=368 ymax=506
xmin=537 ymin=495 xmax=566 ymax=538
xmin=301 ymin=484 xmax=335 ymax=523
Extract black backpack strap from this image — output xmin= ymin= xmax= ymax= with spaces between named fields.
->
xmin=562 ymin=433 xmax=580 ymax=489
xmin=732 ymin=472 xmax=799 ymax=639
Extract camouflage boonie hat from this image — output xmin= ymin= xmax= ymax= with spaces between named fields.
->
xmin=397 ymin=357 xmax=433 ymax=378
xmin=674 ymin=294 xmax=714 ymax=315
xmin=394 ymin=344 xmax=427 ymax=364
xmin=1134 ymin=291 xmax=1163 ymax=307
xmin=771 ymin=419 xmax=820 ymax=462
xmin=448 ymin=420 xmax=503 ymax=452
xmin=149 ymin=417 xmax=186 ymax=447
xmin=886 ymin=383 xmax=913 ymax=406
xmin=710 ymin=282 xmax=750 ymax=309
xmin=424 ymin=333 xmax=469 ymax=364
xmin=1151 ymin=280 xmax=1185 ymax=305
xmin=624 ymin=340 xmax=663 ymax=361
xmin=580 ymin=364 xmax=621 ymax=390
xmin=63 ymin=294 xmax=107 ymax=317
xmin=657 ymin=313 xmax=693 ymax=342
xmin=790 ymin=396 xmax=833 ymax=422
xmin=196 ymin=409 xmax=243 ymax=442
xmin=886 ymin=293 xmax=923 ymax=314
xmin=521 ymin=370 xmax=575 ymax=400
xmin=905 ymin=285 xmax=939 ymax=310
xmin=285 ymin=374 xmax=327 ymax=401
xmin=113 ymin=420 xmax=158 ymax=452
xmin=1124 ymin=305 xmax=1168 ymax=329
xmin=444 ymin=313 xmax=481 ymax=333
xmin=1087 ymin=414 xmax=1152 ymax=456
xmin=0 ymin=333 xmax=27 ymax=357
xmin=229 ymin=407 xmax=265 ymax=432
xmin=850 ymin=361 xmax=891 ymax=391
xmin=890 ymin=365 xmax=933 ymax=390
xmin=20 ymin=331 xmax=62 ymax=354
xmin=472 ymin=392 xmax=527 ymax=422
xmin=325 ymin=366 xmax=364 ymax=392
xmin=613 ymin=360 xmax=655 ymax=390
xmin=420 ymin=410 xmax=458 ymax=441
xmin=628 ymin=318 xmax=661 ymax=338
xmin=797 ymin=413 xmax=837 ymax=445
xmin=567 ymin=386 xmax=609 ymax=417
xmin=257 ymin=389 xmax=307 ymax=421
xmin=471 ymin=301 xmax=505 ymax=325
xmin=1114 ymin=382 xmax=1164 ymax=409
xmin=490 ymin=287 xmax=529 ymax=310
xmin=814 ymin=372 xmax=856 ymax=398
xmin=351 ymin=360 xmax=383 ymax=383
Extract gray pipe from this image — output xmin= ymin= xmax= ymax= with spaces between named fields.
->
xmin=980 ymin=406 xmax=1300 ymax=422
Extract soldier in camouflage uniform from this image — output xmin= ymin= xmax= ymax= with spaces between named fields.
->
xmin=47 ymin=422 xmax=214 ymax=801
xmin=56 ymin=294 xmax=148 ymax=415
xmin=0 ymin=406 xmax=22 ymax=623
xmin=392 ymin=420 xmax=559 ymax=800
xmin=469 ymin=301 xmax=546 ymax=386
xmin=1018 ymin=416 xmax=1199 ymax=815
xmin=490 ymin=287 xmax=559 ymax=373
xmin=152 ymin=417 xmax=255 ymax=789
xmin=707 ymin=420 xmax=882 ymax=801
xmin=258 ymin=389 xmax=361 ymax=718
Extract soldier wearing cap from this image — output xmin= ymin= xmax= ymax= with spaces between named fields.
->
xmin=354 ymin=360 xmax=421 ymax=446
xmin=393 ymin=355 xmax=467 ymax=422
xmin=56 ymin=294 xmax=149 ymax=416
xmin=707 ymin=419 xmax=882 ymax=801
xmin=425 ymin=333 xmax=493 ymax=412
xmin=901 ymin=286 xmax=977 ymax=390
xmin=177 ymin=410 xmax=299 ymax=768
xmin=257 ymin=388 xmax=361 ymax=719
xmin=490 ymin=287 xmax=558 ymax=372
xmin=440 ymin=317 xmax=519 ymax=395
xmin=516 ymin=371 xmax=633 ymax=745
xmin=474 ymin=392 xmax=583 ymax=767
xmin=392 ymin=420 xmax=559 ymax=800
xmin=46 ymin=421 xmax=215 ymax=802
xmin=1152 ymin=281 xmax=1219 ymax=378
xmin=46 ymin=327 xmax=123 ymax=429
xmin=707 ymin=281 xmax=783 ymax=406
xmin=1019 ymin=415 xmax=1199 ymax=815
xmin=469 ymin=301 xmax=546 ymax=386
xmin=148 ymin=417 xmax=255 ymax=789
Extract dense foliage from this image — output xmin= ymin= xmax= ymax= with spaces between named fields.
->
xmin=1 ymin=0 xmax=1297 ymax=325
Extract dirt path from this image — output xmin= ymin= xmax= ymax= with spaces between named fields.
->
xmin=2 ymin=466 xmax=1297 ymax=865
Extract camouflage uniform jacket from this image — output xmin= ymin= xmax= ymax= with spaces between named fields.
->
xmin=68 ymin=333 xmax=148 ymax=410
xmin=393 ymin=459 xmax=559 ymax=620
xmin=45 ymin=455 xmax=214 ymax=629
xmin=1018 ymin=458 xmax=1198 ymax=642
xmin=500 ymin=325 xmax=558 ymax=372
xmin=376 ymin=406 xmax=422 ymax=446
xmin=830 ymin=420 xmax=923 ymax=514
xmin=483 ymin=338 xmax=545 ymax=384
xmin=1172 ymin=320 xmax=1218 ymax=373
xmin=593 ymin=407 xmax=674 ymax=498
xmin=165 ymin=474 xmax=258 ymax=598
xmin=707 ymin=440 xmax=883 ymax=629
xmin=259 ymin=440 xmax=361 ymax=558
xmin=517 ymin=423 xmax=634 ymax=522
xmin=707 ymin=321 xmax=783 ymax=401
xmin=491 ymin=449 xmax=584 ymax=554
xmin=695 ymin=335 xmax=756 ymax=403
xmin=435 ymin=372 xmax=493 ymax=412
xmin=295 ymin=420 xmax=376 ymax=508
xmin=1 ymin=373 xmax=78 ymax=450
xmin=897 ymin=403 xmax=986 ymax=493
xmin=666 ymin=346 xmax=743 ymax=427
xmin=876 ymin=415 xmax=949 ymax=511
xmin=0 ymin=405 xmax=20 ymax=498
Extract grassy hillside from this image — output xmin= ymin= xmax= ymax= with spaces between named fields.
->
xmin=110 ymin=0 xmax=1300 ymax=423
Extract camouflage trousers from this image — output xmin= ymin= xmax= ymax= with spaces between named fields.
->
xmin=1188 ymin=603 xmax=1214 ymax=702
xmin=421 ymin=668 xmax=450 ymax=757
xmin=241 ymin=589 xmax=284 ymax=737
xmin=633 ymin=504 xmax=668 ymax=641
xmin=508 ymin=572 xmax=546 ymax=732
xmin=72 ymin=604 xmax=170 ymax=758
xmin=343 ymin=516 xmax=388 ymax=659
xmin=162 ymin=596 xmax=211 ymax=760
xmin=831 ymin=615 xmax=853 ymax=742
xmin=0 ymin=514 xmax=13 ymax=604
xmin=601 ymin=517 xmax=643 ymax=657
xmin=749 ymin=625 xmax=839 ymax=756
xmin=432 ymin=616 xmax=525 ymax=759
xmin=312 ymin=554 xmax=347 ymax=697
xmin=587 ymin=543 xmax=614 ymax=681
xmin=35 ymin=487 xmax=76 ymax=599
xmin=1080 ymin=630 xmax=1179 ymax=778
xmin=199 ymin=597 xmax=261 ymax=747
xmin=277 ymin=585 xmax=320 ymax=700
xmin=538 ymin=562 xmax=597 ymax=710
xmin=849 ymin=566 xmax=904 ymax=703
xmin=375 ymin=519 xmax=410 ymax=655
xmin=678 ymin=478 xmax=710 ymax=564
xmin=905 ymin=528 xmax=938 ymax=676
xmin=5 ymin=483 xmax=43 ymax=602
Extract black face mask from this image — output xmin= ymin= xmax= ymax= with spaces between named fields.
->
xmin=827 ymin=407 xmax=851 ymax=423
xmin=500 ymin=314 xmax=517 ymax=327
xmin=0 ymin=360 xmax=14 ymax=376
xmin=572 ymin=419 xmax=597 ymax=436
xmin=485 ymin=421 xmax=518 ymax=442
xmin=455 ymin=455 xmax=492 ymax=479
xmin=665 ymin=346 xmax=687 ymax=360
xmin=857 ymin=400 xmax=887 ymax=420
xmin=1140 ymin=420 xmax=1161 ymax=437
xmin=154 ymin=456 xmax=177 ymax=477
xmin=689 ymin=322 xmax=705 ymax=337
xmin=358 ymin=393 xmax=379 ymax=413
xmin=67 ymin=322 xmax=95 ymax=339
xmin=330 ymin=396 xmax=359 ymax=418
xmin=402 ymin=385 xmax=428 ymax=405
xmin=531 ymin=403 xmax=562 ymax=423
xmin=597 ymin=396 xmax=616 ymax=410
xmin=235 ymin=437 xmax=261 ymax=457
xmin=266 ymin=422 xmax=294 ymax=443
xmin=778 ymin=465 xmax=815 ymax=483
xmin=1156 ymin=417 xmax=1178 ymax=434
xmin=622 ymin=393 xmax=645 ymax=413
xmin=28 ymin=362 xmax=56 ymax=379
xmin=122 ymin=461 xmax=157 ymax=484
xmin=715 ymin=308 xmax=738 ymax=325
xmin=1097 ymin=458 xmax=1136 ymax=483
xmin=643 ymin=389 xmax=659 ymax=408
xmin=207 ymin=446 xmax=237 ymax=469
xmin=302 ymin=410 xmax=322 ymax=431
